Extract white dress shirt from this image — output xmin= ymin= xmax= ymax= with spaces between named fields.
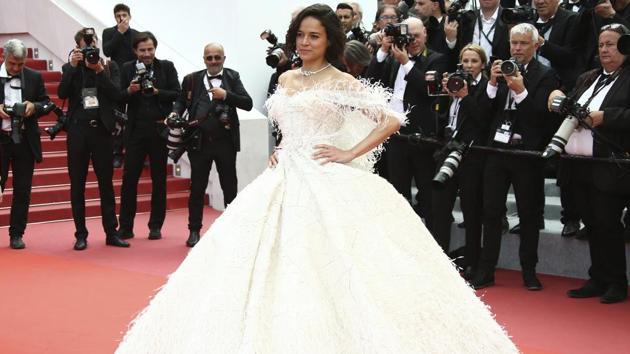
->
xmin=377 ymin=49 xmax=416 ymax=117
xmin=565 ymin=72 xmax=618 ymax=156
xmin=0 ymin=63 xmax=22 ymax=132
xmin=204 ymin=69 xmax=223 ymax=101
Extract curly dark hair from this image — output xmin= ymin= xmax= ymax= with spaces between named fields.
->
xmin=285 ymin=4 xmax=345 ymax=64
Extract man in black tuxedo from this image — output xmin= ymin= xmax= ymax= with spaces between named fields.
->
xmin=550 ymin=24 xmax=630 ymax=303
xmin=366 ymin=17 xmax=449 ymax=227
xmin=0 ymin=39 xmax=49 ymax=249
xmin=102 ymin=3 xmax=139 ymax=168
xmin=57 ymin=28 xmax=129 ymax=250
xmin=414 ymin=0 xmax=451 ymax=55
xmin=470 ymin=23 xmax=559 ymax=291
xmin=118 ymin=31 xmax=181 ymax=241
xmin=171 ymin=43 xmax=252 ymax=247
xmin=445 ymin=0 xmax=511 ymax=65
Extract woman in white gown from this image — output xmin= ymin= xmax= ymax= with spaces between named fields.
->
xmin=116 ymin=4 xmax=519 ymax=353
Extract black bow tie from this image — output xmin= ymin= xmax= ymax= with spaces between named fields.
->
xmin=208 ymin=74 xmax=222 ymax=80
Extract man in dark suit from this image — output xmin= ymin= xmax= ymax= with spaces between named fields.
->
xmin=102 ymin=3 xmax=139 ymax=169
xmin=118 ymin=31 xmax=181 ymax=241
xmin=57 ymin=28 xmax=129 ymax=250
xmin=445 ymin=0 xmax=511 ymax=63
xmin=171 ymin=43 xmax=252 ymax=247
xmin=550 ymin=24 xmax=630 ymax=303
xmin=0 ymin=39 xmax=49 ymax=249
xmin=470 ymin=23 xmax=559 ymax=291
xmin=366 ymin=17 xmax=449 ymax=227
xmin=414 ymin=0 xmax=451 ymax=56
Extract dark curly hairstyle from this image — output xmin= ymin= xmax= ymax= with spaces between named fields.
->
xmin=285 ymin=4 xmax=346 ymax=64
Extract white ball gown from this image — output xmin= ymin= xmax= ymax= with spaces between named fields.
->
xmin=115 ymin=80 xmax=519 ymax=353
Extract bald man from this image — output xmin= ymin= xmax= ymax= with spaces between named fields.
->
xmin=171 ymin=42 xmax=252 ymax=247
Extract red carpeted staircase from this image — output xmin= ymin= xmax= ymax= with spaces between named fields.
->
xmin=0 ymin=47 xmax=192 ymax=225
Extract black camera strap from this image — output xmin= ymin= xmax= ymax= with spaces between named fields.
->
xmin=581 ymin=70 xmax=619 ymax=108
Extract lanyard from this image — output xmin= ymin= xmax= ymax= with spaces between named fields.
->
xmin=477 ymin=15 xmax=496 ymax=47
xmin=581 ymin=71 xmax=619 ymax=108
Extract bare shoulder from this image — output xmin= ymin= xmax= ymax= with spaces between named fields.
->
xmin=278 ymin=69 xmax=302 ymax=90
xmin=330 ymin=70 xmax=363 ymax=91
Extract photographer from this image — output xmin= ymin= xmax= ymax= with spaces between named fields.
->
xmin=431 ymin=44 xmax=492 ymax=279
xmin=57 ymin=29 xmax=129 ymax=250
xmin=170 ymin=43 xmax=252 ymax=247
xmin=102 ymin=3 xmax=139 ymax=168
xmin=118 ymin=31 xmax=181 ymax=241
xmin=470 ymin=23 xmax=559 ymax=291
xmin=336 ymin=3 xmax=356 ymax=39
xmin=415 ymin=0 xmax=452 ymax=55
xmin=367 ymin=5 xmax=401 ymax=53
xmin=366 ymin=17 xmax=449 ymax=227
xmin=446 ymin=0 xmax=512 ymax=65
xmin=343 ymin=40 xmax=372 ymax=78
xmin=0 ymin=39 xmax=49 ymax=249
xmin=547 ymin=24 xmax=630 ymax=303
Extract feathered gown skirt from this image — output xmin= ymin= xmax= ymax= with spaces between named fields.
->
xmin=115 ymin=150 xmax=519 ymax=354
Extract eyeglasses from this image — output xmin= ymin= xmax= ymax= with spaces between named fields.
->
xmin=205 ymin=55 xmax=224 ymax=61
xmin=379 ymin=15 xmax=398 ymax=21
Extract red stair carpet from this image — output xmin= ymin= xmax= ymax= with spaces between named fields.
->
xmin=0 ymin=47 xmax=191 ymax=225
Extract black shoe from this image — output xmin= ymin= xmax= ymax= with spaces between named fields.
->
xmin=561 ymin=220 xmax=581 ymax=238
xmin=186 ymin=231 xmax=200 ymax=247
xmin=106 ymin=235 xmax=130 ymax=247
xmin=469 ymin=270 xmax=495 ymax=289
xmin=509 ymin=223 xmax=521 ymax=234
xmin=600 ymin=284 xmax=628 ymax=304
xmin=148 ymin=229 xmax=162 ymax=240
xmin=119 ymin=229 xmax=135 ymax=240
xmin=9 ymin=236 xmax=25 ymax=249
xmin=73 ymin=238 xmax=87 ymax=251
xmin=113 ymin=155 xmax=123 ymax=168
xmin=457 ymin=221 xmax=465 ymax=229
xmin=567 ymin=279 xmax=606 ymax=298
xmin=523 ymin=271 xmax=543 ymax=291
xmin=462 ymin=266 xmax=475 ymax=281
xmin=575 ymin=227 xmax=589 ymax=240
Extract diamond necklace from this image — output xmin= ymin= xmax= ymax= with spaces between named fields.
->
xmin=300 ymin=63 xmax=331 ymax=77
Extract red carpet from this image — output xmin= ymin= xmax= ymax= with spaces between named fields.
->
xmin=0 ymin=208 xmax=629 ymax=354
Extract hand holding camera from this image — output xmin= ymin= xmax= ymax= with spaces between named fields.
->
xmin=209 ymin=87 xmax=226 ymax=101
xmin=504 ymin=69 xmax=525 ymax=94
xmin=441 ymin=72 xmax=469 ymax=98
xmin=391 ymin=44 xmax=409 ymax=65
xmin=69 ymin=48 xmax=84 ymax=68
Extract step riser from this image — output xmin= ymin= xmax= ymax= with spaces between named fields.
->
xmin=8 ymin=165 xmax=174 ymax=187
xmin=2 ymin=178 xmax=189 ymax=205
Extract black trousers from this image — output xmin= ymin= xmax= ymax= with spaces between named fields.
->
xmin=572 ymin=162 xmax=628 ymax=287
xmin=479 ymin=152 xmax=545 ymax=272
xmin=432 ymin=151 xmax=486 ymax=266
xmin=119 ymin=123 xmax=168 ymax=231
xmin=0 ymin=137 xmax=34 ymax=238
xmin=558 ymin=159 xmax=581 ymax=223
xmin=386 ymin=137 xmax=436 ymax=227
xmin=67 ymin=122 xmax=118 ymax=239
xmin=188 ymin=137 xmax=237 ymax=231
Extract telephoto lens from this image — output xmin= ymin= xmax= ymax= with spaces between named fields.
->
xmin=432 ymin=142 xmax=468 ymax=188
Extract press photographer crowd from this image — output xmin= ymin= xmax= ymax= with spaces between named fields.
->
xmin=2 ymin=0 xmax=630 ymax=303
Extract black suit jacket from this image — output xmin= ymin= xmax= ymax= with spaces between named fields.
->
xmin=58 ymin=61 xmax=122 ymax=133
xmin=455 ymin=8 xmax=511 ymax=62
xmin=0 ymin=67 xmax=49 ymax=162
xmin=119 ymin=58 xmax=180 ymax=140
xmin=568 ymin=66 xmax=630 ymax=194
xmin=366 ymin=49 xmax=449 ymax=137
xmin=536 ymin=8 xmax=580 ymax=90
xmin=102 ymin=26 xmax=139 ymax=69
xmin=437 ymin=76 xmax=492 ymax=145
xmin=173 ymin=68 xmax=253 ymax=151
xmin=483 ymin=59 xmax=560 ymax=151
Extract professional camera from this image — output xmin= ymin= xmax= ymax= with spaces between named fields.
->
xmin=541 ymin=95 xmax=590 ymax=158
xmin=447 ymin=0 xmax=471 ymax=23
xmin=425 ymin=65 xmax=473 ymax=96
xmin=383 ymin=23 xmax=412 ymax=49
xmin=260 ymin=30 xmax=286 ymax=69
xmin=42 ymin=102 xmax=68 ymax=140
xmin=4 ymin=102 xmax=27 ymax=143
xmin=133 ymin=62 xmax=155 ymax=95
xmin=80 ymin=28 xmax=100 ymax=65
xmin=501 ymin=6 xmax=536 ymax=25
xmin=446 ymin=64 xmax=473 ymax=92
xmin=500 ymin=58 xmax=522 ymax=76
xmin=165 ymin=113 xmax=199 ymax=163
xmin=433 ymin=140 xmax=470 ymax=188
xmin=350 ymin=26 xmax=368 ymax=43
xmin=215 ymin=103 xmax=231 ymax=130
